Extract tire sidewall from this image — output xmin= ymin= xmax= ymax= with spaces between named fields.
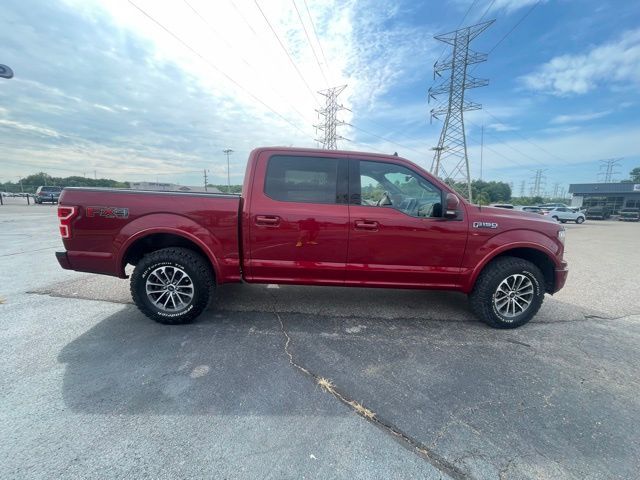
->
xmin=134 ymin=257 xmax=204 ymax=322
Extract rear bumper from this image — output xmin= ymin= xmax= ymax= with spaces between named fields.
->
xmin=56 ymin=251 xmax=72 ymax=270
xmin=55 ymin=250 xmax=122 ymax=277
xmin=554 ymin=261 xmax=569 ymax=293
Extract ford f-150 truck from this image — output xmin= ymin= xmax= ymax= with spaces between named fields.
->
xmin=56 ymin=147 xmax=568 ymax=329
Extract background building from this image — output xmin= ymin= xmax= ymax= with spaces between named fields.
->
xmin=569 ymin=183 xmax=640 ymax=213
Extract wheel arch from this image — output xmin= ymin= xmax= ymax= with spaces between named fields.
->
xmin=119 ymin=229 xmax=220 ymax=282
xmin=466 ymin=244 xmax=558 ymax=294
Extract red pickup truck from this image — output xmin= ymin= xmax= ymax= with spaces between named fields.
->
xmin=56 ymin=147 xmax=568 ymax=329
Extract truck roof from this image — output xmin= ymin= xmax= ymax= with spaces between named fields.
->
xmin=250 ymin=146 xmax=411 ymax=162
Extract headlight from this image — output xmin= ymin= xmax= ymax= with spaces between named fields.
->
xmin=558 ymin=228 xmax=566 ymax=245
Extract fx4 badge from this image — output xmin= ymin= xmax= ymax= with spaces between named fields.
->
xmin=86 ymin=206 xmax=129 ymax=219
xmin=473 ymin=221 xmax=498 ymax=229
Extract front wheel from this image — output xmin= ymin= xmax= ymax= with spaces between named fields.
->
xmin=130 ymin=247 xmax=214 ymax=325
xmin=576 ymin=216 xmax=584 ymax=224
xmin=469 ymin=256 xmax=545 ymax=329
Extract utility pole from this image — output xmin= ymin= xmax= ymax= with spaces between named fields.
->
xmin=480 ymin=125 xmax=484 ymax=182
xmin=429 ymin=20 xmax=494 ymax=203
xmin=597 ymin=158 xmax=622 ymax=183
xmin=203 ymin=169 xmax=208 ymax=192
xmin=553 ymin=182 xmax=560 ymax=199
xmin=223 ymin=149 xmax=233 ymax=193
xmin=530 ymin=169 xmax=546 ymax=197
xmin=519 ymin=180 xmax=526 ymax=197
xmin=315 ymin=85 xmax=349 ymax=150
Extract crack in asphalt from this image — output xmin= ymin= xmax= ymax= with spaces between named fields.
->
xmin=271 ymin=304 xmax=469 ymax=480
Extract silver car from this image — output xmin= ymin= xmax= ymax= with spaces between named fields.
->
xmin=543 ymin=207 xmax=585 ymax=224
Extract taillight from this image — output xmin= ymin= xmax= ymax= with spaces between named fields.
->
xmin=58 ymin=206 xmax=78 ymax=239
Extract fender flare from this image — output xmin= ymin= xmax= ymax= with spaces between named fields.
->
xmin=116 ymin=218 xmax=222 ymax=281
xmin=463 ymin=240 xmax=560 ymax=293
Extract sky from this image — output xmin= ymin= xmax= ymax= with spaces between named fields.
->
xmin=0 ymin=0 xmax=639 ymax=195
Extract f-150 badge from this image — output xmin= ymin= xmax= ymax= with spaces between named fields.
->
xmin=473 ymin=221 xmax=498 ymax=229
xmin=86 ymin=206 xmax=129 ymax=219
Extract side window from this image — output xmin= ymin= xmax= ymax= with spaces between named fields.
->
xmin=264 ymin=155 xmax=343 ymax=204
xmin=354 ymin=160 xmax=442 ymax=218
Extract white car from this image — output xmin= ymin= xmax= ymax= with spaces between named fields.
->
xmin=543 ymin=207 xmax=585 ymax=224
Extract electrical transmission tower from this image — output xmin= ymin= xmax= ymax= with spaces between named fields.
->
xmin=315 ymin=85 xmax=349 ymax=150
xmin=428 ymin=20 xmax=494 ymax=203
xmin=530 ymin=169 xmax=546 ymax=197
xmin=553 ymin=182 xmax=560 ymax=198
xmin=519 ymin=180 xmax=526 ymax=197
xmin=598 ymin=158 xmax=622 ymax=183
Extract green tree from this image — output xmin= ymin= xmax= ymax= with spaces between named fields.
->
xmin=629 ymin=167 xmax=640 ymax=183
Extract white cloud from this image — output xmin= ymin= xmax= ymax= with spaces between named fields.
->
xmin=490 ymin=0 xmax=546 ymax=14
xmin=487 ymin=122 xmax=519 ymax=132
xmin=1 ymin=0 xmax=440 ymax=183
xmin=551 ymin=110 xmax=612 ymax=124
xmin=0 ymin=119 xmax=61 ymax=138
xmin=520 ymin=29 xmax=640 ymax=96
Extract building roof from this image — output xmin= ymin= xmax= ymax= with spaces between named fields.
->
xmin=569 ymin=182 xmax=640 ymax=194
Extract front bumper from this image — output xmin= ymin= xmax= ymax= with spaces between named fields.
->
xmin=554 ymin=261 xmax=569 ymax=293
xmin=56 ymin=251 xmax=72 ymax=270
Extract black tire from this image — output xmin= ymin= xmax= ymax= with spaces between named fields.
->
xmin=130 ymin=247 xmax=214 ymax=325
xmin=469 ymin=256 xmax=545 ymax=329
xmin=576 ymin=216 xmax=584 ymax=224
xmin=552 ymin=216 xmax=559 ymax=222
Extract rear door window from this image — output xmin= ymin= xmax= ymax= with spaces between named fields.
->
xmin=264 ymin=155 xmax=346 ymax=204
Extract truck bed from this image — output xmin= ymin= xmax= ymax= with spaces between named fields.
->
xmin=58 ymin=187 xmax=242 ymax=281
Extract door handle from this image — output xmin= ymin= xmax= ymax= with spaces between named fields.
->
xmin=255 ymin=215 xmax=280 ymax=226
xmin=354 ymin=220 xmax=379 ymax=231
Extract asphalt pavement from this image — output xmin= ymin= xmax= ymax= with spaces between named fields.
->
xmin=1 ymin=204 xmax=639 ymax=479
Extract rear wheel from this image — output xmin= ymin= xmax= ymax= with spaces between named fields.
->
xmin=131 ymin=247 xmax=214 ymax=325
xmin=469 ymin=256 xmax=545 ymax=329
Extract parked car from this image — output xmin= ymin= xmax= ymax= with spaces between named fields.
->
xmin=618 ymin=208 xmax=640 ymax=222
xmin=489 ymin=203 xmax=514 ymax=209
xmin=585 ymin=206 xmax=611 ymax=220
xmin=516 ymin=206 xmax=545 ymax=215
xmin=539 ymin=203 xmax=570 ymax=209
xmin=542 ymin=207 xmax=586 ymax=224
xmin=35 ymin=186 xmax=62 ymax=204
xmin=55 ymin=147 xmax=568 ymax=329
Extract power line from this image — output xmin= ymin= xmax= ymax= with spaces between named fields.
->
xmin=127 ymin=0 xmax=310 ymax=138
xmin=477 ymin=0 xmax=497 ymax=23
xmin=292 ymin=0 xmax=329 ymax=87
xmin=182 ymin=0 xmax=310 ymax=123
xmin=481 ymin=108 xmax=574 ymax=165
xmin=486 ymin=0 xmax=541 ymax=55
xmin=302 ymin=0 xmax=329 ymax=70
xmin=253 ymin=0 xmax=319 ymax=104
xmin=466 ymin=119 xmax=545 ymax=166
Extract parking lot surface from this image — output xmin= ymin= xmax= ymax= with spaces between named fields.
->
xmin=1 ymin=204 xmax=639 ymax=479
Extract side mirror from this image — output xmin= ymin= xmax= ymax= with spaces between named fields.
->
xmin=444 ymin=193 xmax=459 ymax=218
